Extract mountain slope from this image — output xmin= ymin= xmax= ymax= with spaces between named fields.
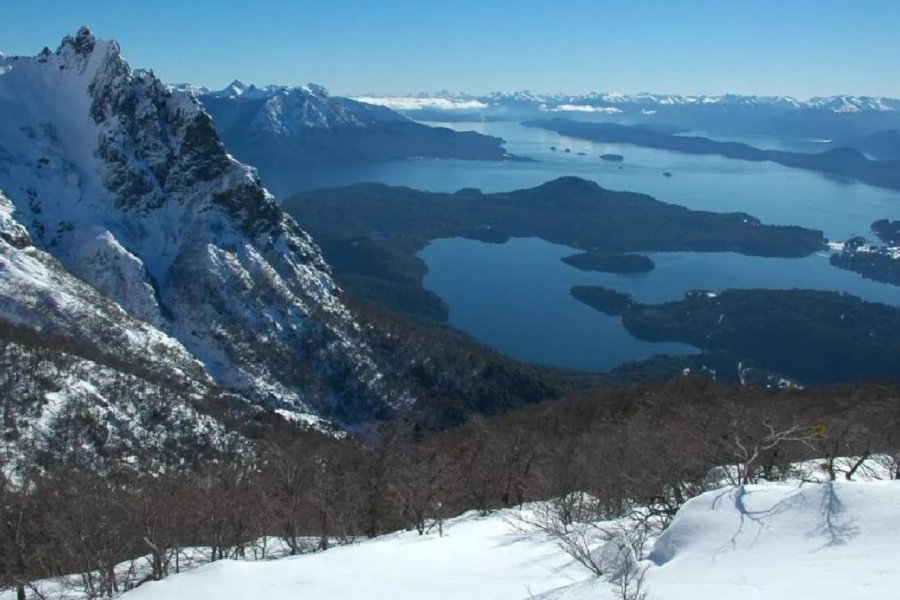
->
xmin=0 ymin=28 xmax=400 ymax=428
xmin=194 ymin=82 xmax=512 ymax=195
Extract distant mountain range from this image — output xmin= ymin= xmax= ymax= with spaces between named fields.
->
xmin=355 ymin=90 xmax=900 ymax=114
xmin=168 ymin=80 xmax=515 ymax=194
xmin=353 ymin=91 xmax=900 ymax=146
xmin=174 ymin=82 xmax=900 ymax=159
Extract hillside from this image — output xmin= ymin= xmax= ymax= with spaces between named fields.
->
xmin=45 ymin=480 xmax=892 ymax=600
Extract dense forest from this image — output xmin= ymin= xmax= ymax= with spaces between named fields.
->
xmin=617 ymin=289 xmax=900 ymax=385
xmin=570 ymin=286 xmax=636 ymax=315
xmin=562 ymin=252 xmax=655 ymax=273
xmin=873 ymin=219 xmax=900 ymax=245
xmin=830 ymin=247 xmax=900 ymax=286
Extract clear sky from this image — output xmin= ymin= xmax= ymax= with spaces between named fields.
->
xmin=3 ymin=0 xmax=900 ymax=98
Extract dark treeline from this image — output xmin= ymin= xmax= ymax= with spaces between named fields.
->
xmin=4 ymin=377 xmax=900 ymax=596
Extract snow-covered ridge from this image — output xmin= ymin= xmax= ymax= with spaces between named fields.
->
xmin=0 ymin=192 xmax=209 ymax=387
xmin=354 ymin=90 xmax=900 ymax=113
xmin=351 ymin=96 xmax=489 ymax=111
xmin=196 ymin=80 xmax=413 ymax=133
xmin=0 ymin=28 xmax=400 ymax=427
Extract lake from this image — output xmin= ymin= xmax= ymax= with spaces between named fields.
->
xmin=271 ymin=120 xmax=900 ymax=371
xmin=419 ymin=237 xmax=900 ymax=371
xmin=272 ymin=120 xmax=900 ymax=241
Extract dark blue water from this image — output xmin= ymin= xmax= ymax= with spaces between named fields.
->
xmin=276 ymin=121 xmax=900 ymax=241
xmin=273 ymin=120 xmax=900 ymax=371
xmin=419 ymin=238 xmax=899 ymax=370
xmin=418 ymin=237 xmax=696 ymax=370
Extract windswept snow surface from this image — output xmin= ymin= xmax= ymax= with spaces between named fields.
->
xmin=643 ymin=480 xmax=900 ymax=600
xmin=123 ymin=509 xmax=587 ymax=600
xmin=117 ymin=480 xmax=900 ymax=600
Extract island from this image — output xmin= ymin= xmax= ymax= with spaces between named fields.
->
xmin=523 ymin=118 xmax=900 ymax=193
xmin=873 ymin=219 xmax=900 ymax=245
xmin=570 ymin=286 xmax=635 ymax=316
xmin=612 ymin=289 xmax=900 ymax=385
xmin=828 ymin=220 xmax=900 ymax=286
xmin=562 ymin=251 xmax=654 ymax=273
xmin=284 ymin=177 xmax=825 ymax=322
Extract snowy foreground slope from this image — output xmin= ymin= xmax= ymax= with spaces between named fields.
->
xmin=643 ymin=481 xmax=900 ymax=600
xmin=115 ymin=480 xmax=900 ymax=600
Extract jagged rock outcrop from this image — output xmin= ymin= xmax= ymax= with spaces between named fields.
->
xmin=0 ymin=28 xmax=403 ymax=439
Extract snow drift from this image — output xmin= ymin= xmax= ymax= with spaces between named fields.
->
xmin=109 ymin=480 xmax=900 ymax=600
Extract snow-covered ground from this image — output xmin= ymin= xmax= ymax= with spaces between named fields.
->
xmin=121 ymin=510 xmax=587 ymax=600
xmin=643 ymin=481 xmax=900 ymax=599
xmin=109 ymin=479 xmax=900 ymax=600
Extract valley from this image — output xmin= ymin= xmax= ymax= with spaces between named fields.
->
xmin=283 ymin=177 xmax=824 ymax=321
xmin=2 ymin=13 xmax=900 ymax=599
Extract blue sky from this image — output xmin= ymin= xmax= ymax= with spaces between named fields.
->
xmin=3 ymin=0 xmax=900 ymax=98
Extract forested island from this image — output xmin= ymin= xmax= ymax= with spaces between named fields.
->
xmin=830 ymin=246 xmax=900 ymax=286
xmin=829 ymin=220 xmax=900 ymax=286
xmin=524 ymin=118 xmax=900 ymax=192
xmin=570 ymin=286 xmax=635 ymax=315
xmin=873 ymin=219 xmax=900 ymax=245
xmin=562 ymin=251 xmax=654 ymax=273
xmin=588 ymin=288 xmax=900 ymax=385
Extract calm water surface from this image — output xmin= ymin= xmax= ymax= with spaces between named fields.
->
xmin=271 ymin=120 xmax=899 ymax=371
xmin=273 ymin=120 xmax=900 ymax=241
xmin=419 ymin=237 xmax=900 ymax=370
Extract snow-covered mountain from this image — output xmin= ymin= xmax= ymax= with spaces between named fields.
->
xmin=192 ymin=81 xmax=511 ymax=196
xmin=201 ymin=80 xmax=410 ymax=132
xmin=356 ymin=90 xmax=900 ymax=139
xmin=364 ymin=90 xmax=900 ymax=113
xmin=0 ymin=28 xmax=404 ymax=467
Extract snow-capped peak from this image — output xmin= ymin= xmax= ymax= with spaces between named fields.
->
xmin=209 ymin=78 xmax=250 ymax=98
xmin=0 ymin=29 xmax=401 ymax=428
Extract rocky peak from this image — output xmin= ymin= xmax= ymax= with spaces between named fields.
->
xmin=0 ymin=30 xmax=403 ymax=424
xmin=58 ymin=26 xmax=97 ymax=56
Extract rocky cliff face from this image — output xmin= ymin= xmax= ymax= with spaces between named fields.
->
xmin=0 ymin=28 xmax=403 ymax=445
